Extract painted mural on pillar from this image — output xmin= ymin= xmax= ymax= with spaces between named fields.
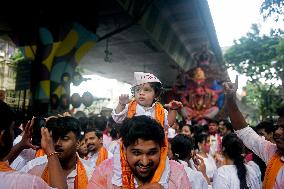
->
xmin=164 ymin=46 xmax=226 ymax=125
xmin=19 ymin=22 xmax=97 ymax=112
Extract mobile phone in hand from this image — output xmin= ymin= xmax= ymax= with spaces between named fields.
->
xmin=32 ymin=117 xmax=46 ymax=147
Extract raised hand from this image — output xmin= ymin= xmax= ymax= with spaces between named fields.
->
xmin=18 ymin=120 xmax=38 ymax=150
xmin=223 ymin=75 xmax=238 ymax=98
xmin=223 ymin=82 xmax=237 ymax=95
xmin=164 ymin=100 xmax=183 ymax=110
xmin=215 ymin=153 xmax=225 ymax=168
xmin=193 ymin=154 xmax=207 ymax=174
xmin=41 ymin=127 xmax=55 ymax=155
xmin=193 ymin=154 xmax=211 ymax=184
xmin=119 ymin=94 xmax=130 ymax=106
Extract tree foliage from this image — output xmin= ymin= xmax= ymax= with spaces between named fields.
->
xmin=10 ymin=49 xmax=24 ymax=62
xmin=224 ymin=24 xmax=284 ymax=85
xmin=242 ymin=81 xmax=283 ymax=122
xmin=261 ymin=0 xmax=284 ymax=21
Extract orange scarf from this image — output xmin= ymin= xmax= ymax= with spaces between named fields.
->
xmin=127 ymin=100 xmax=165 ymax=126
xmin=263 ymin=153 xmax=283 ymax=189
xmin=96 ymin=146 xmax=108 ymax=166
xmin=0 ymin=161 xmax=14 ymax=172
xmin=121 ymin=100 xmax=168 ymax=189
xmin=41 ymin=158 xmax=88 ymax=189
xmin=35 ymin=149 xmax=45 ymax=158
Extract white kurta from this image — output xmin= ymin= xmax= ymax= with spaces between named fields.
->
xmin=20 ymin=155 xmax=94 ymax=189
xmin=235 ymin=126 xmax=284 ymax=189
xmin=106 ymin=140 xmax=119 ymax=155
xmin=202 ymin=154 xmax=217 ymax=179
xmin=209 ymin=134 xmax=221 ymax=156
xmin=212 ymin=164 xmax=261 ymax=189
xmin=0 ymin=170 xmax=56 ymax=189
xmin=85 ymin=150 xmax=113 ymax=169
xmin=11 ymin=135 xmax=36 ymax=170
xmin=179 ymin=159 xmax=208 ymax=189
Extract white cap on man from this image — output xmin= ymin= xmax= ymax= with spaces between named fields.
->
xmin=133 ymin=72 xmax=161 ymax=87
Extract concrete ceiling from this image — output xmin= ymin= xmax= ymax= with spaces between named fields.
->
xmin=81 ymin=25 xmax=181 ymax=87
xmin=0 ymin=0 xmax=222 ymax=88
xmin=79 ymin=0 xmax=223 ymax=87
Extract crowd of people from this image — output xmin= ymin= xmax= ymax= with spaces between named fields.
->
xmin=0 ymin=72 xmax=283 ymax=189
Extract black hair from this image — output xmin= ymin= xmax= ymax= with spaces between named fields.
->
xmin=207 ymin=118 xmax=218 ymax=125
xmin=107 ymin=116 xmax=116 ymax=128
xmin=110 ymin=125 xmax=120 ymax=140
xmin=94 ymin=115 xmax=107 ymax=132
xmin=46 ymin=117 xmax=81 ymax=140
xmin=78 ymin=116 xmax=89 ymax=132
xmin=84 ymin=127 xmax=103 ymax=139
xmin=74 ymin=111 xmax=87 ymax=119
xmin=0 ymin=101 xmax=14 ymax=159
xmin=131 ymin=82 xmax=163 ymax=99
xmin=13 ymin=127 xmax=22 ymax=138
xmin=194 ymin=125 xmax=208 ymax=136
xmin=88 ymin=115 xmax=97 ymax=128
xmin=171 ymin=134 xmax=193 ymax=162
xmin=106 ymin=116 xmax=120 ymax=140
xmin=219 ymin=119 xmax=234 ymax=133
xmin=222 ymin=133 xmax=249 ymax=189
xmin=195 ymin=133 xmax=209 ymax=150
xmin=88 ymin=115 xmax=107 ymax=132
xmin=277 ymin=105 xmax=284 ymax=117
xmin=255 ymin=120 xmax=276 ymax=134
xmin=181 ymin=124 xmax=194 ymax=133
xmin=120 ymin=115 xmax=165 ymax=148
xmin=0 ymin=101 xmax=14 ymax=131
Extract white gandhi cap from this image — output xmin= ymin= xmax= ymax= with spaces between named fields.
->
xmin=133 ymin=72 xmax=161 ymax=87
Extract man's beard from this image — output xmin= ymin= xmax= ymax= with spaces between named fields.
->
xmin=132 ymin=169 xmax=155 ymax=183
xmin=131 ymin=162 xmax=156 ymax=183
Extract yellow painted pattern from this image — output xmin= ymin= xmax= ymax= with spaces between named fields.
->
xmin=55 ymin=30 xmax=78 ymax=57
xmin=54 ymin=85 xmax=66 ymax=97
xmin=42 ymin=42 xmax=61 ymax=71
xmin=75 ymin=41 xmax=95 ymax=64
xmin=40 ymin=80 xmax=50 ymax=98
xmin=24 ymin=46 xmax=37 ymax=60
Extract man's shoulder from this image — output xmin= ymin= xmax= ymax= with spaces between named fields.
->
xmin=87 ymin=158 xmax=114 ymax=188
xmin=96 ymin=158 xmax=114 ymax=173
xmin=27 ymin=155 xmax=47 ymax=166
xmin=0 ymin=171 xmax=50 ymax=188
xmin=20 ymin=155 xmax=47 ymax=172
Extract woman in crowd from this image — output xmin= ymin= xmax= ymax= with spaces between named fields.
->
xmin=171 ymin=134 xmax=209 ymax=189
xmin=212 ymin=133 xmax=261 ymax=189
xmin=195 ymin=133 xmax=217 ymax=181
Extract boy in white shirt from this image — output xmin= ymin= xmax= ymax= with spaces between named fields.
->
xmin=0 ymin=101 xmax=67 ymax=189
xmin=21 ymin=117 xmax=93 ymax=189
